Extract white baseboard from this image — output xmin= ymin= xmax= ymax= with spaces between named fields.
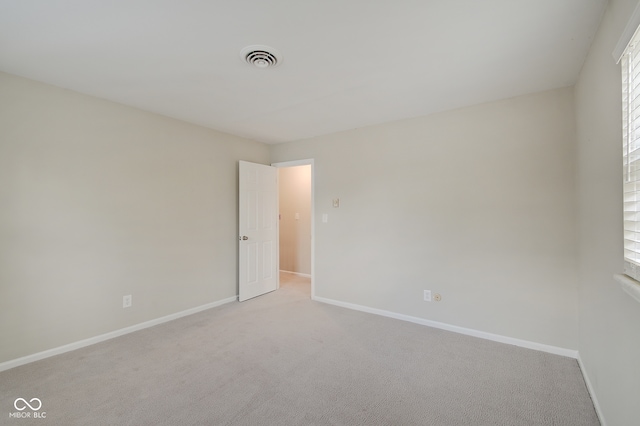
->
xmin=577 ymin=354 xmax=607 ymax=426
xmin=312 ymin=296 xmax=578 ymax=359
xmin=0 ymin=295 xmax=238 ymax=373
xmin=279 ymin=270 xmax=311 ymax=278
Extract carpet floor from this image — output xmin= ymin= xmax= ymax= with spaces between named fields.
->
xmin=0 ymin=273 xmax=599 ymax=425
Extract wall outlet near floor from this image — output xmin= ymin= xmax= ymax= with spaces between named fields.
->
xmin=423 ymin=290 xmax=431 ymax=302
xmin=123 ymin=295 xmax=132 ymax=308
xmin=434 ymin=293 xmax=442 ymax=302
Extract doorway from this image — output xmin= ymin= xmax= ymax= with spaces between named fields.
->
xmin=273 ymin=160 xmax=314 ymax=298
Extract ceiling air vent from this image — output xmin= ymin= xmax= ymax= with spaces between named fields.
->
xmin=240 ymin=45 xmax=282 ymax=69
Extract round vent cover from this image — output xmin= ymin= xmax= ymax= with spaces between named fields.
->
xmin=240 ymin=45 xmax=282 ymax=69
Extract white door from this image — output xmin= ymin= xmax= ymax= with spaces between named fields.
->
xmin=238 ymin=161 xmax=278 ymax=302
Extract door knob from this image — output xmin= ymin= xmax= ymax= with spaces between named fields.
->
xmin=240 ymin=236 xmax=248 ymax=240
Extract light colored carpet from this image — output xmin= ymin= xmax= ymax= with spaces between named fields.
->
xmin=1 ymin=273 xmax=599 ymax=425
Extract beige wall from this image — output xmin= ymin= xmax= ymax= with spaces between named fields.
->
xmin=0 ymin=72 xmax=269 ymax=363
xmin=278 ymin=165 xmax=311 ymax=275
xmin=574 ymin=0 xmax=640 ymax=424
xmin=271 ymin=87 xmax=579 ymax=350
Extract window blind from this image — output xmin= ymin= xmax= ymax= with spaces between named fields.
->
xmin=622 ymin=27 xmax=640 ymax=281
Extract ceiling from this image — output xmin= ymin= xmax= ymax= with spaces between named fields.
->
xmin=0 ymin=0 xmax=607 ymax=144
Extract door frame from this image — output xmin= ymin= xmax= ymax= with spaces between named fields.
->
xmin=272 ymin=159 xmax=315 ymax=299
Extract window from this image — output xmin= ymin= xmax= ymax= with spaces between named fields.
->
xmin=622 ymin=26 xmax=640 ymax=282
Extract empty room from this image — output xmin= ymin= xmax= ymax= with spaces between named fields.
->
xmin=1 ymin=1 xmax=639 ymax=425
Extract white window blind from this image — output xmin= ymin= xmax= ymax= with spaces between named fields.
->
xmin=622 ymin=27 xmax=640 ymax=281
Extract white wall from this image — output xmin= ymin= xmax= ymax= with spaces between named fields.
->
xmin=0 ymin=72 xmax=269 ymax=364
xmin=271 ymin=87 xmax=579 ymax=350
xmin=574 ymin=0 xmax=640 ymax=424
xmin=278 ymin=165 xmax=311 ymax=275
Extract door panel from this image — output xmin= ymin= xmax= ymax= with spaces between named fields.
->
xmin=239 ymin=161 xmax=277 ymax=301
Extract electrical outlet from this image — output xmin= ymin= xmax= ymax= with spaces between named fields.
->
xmin=332 ymin=198 xmax=340 ymax=208
xmin=123 ymin=295 xmax=132 ymax=308
xmin=434 ymin=293 xmax=442 ymax=302
xmin=423 ymin=290 xmax=431 ymax=302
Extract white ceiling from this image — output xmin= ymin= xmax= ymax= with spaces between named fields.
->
xmin=0 ymin=0 xmax=607 ymax=144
